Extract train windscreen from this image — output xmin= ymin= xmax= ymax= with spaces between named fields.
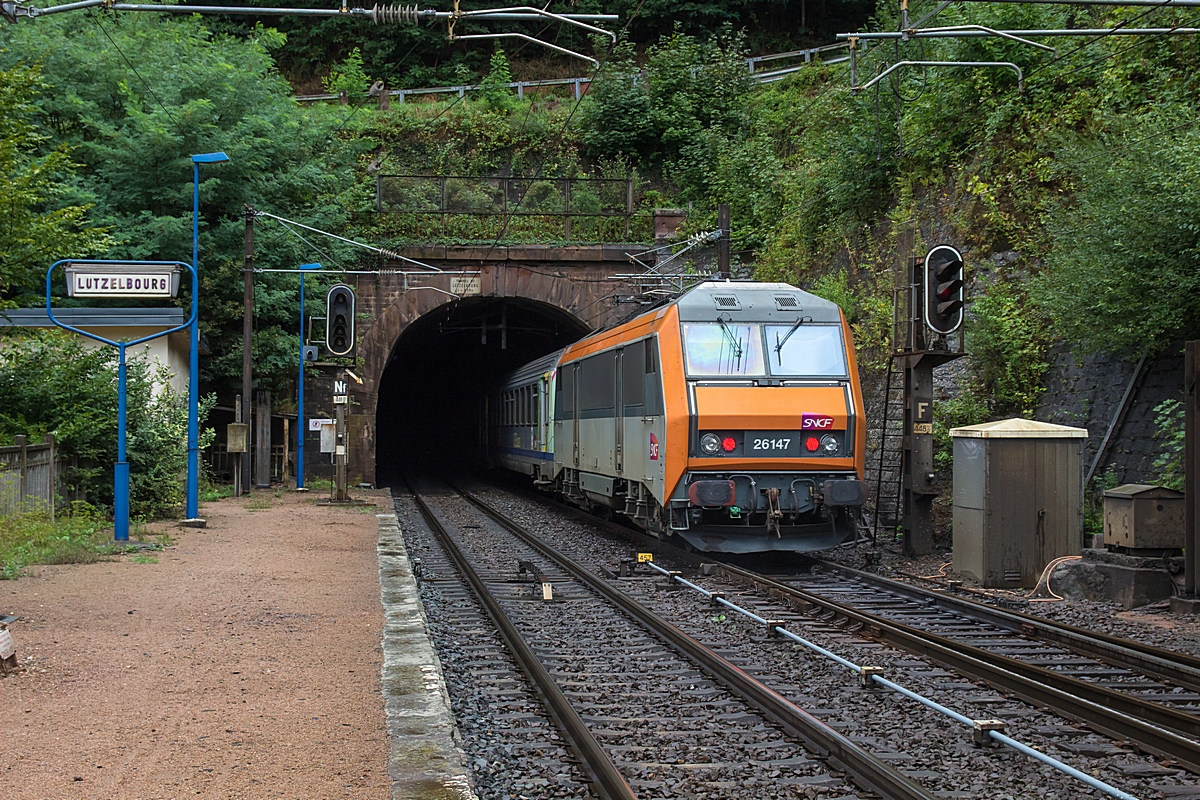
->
xmin=683 ymin=322 xmax=766 ymax=377
xmin=766 ymin=323 xmax=848 ymax=377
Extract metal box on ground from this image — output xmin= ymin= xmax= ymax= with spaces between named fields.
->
xmin=951 ymin=419 xmax=1087 ymax=588
xmin=1103 ymin=484 xmax=1184 ymax=551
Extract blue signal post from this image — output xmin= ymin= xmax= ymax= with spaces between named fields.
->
xmin=186 ymin=151 xmax=230 ymax=523
xmin=296 ymin=262 xmax=322 ymax=490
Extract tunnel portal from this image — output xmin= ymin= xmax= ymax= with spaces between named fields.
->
xmin=374 ymin=297 xmax=590 ymax=485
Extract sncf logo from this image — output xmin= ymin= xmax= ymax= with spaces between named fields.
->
xmin=801 ymin=413 xmax=836 ymax=430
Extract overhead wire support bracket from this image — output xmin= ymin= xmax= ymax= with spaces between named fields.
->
xmin=853 ymin=60 xmax=1025 ymax=93
xmin=454 ymin=6 xmax=616 ymax=41
xmin=906 ymin=25 xmax=1056 ymax=52
xmin=449 ymin=32 xmax=601 ymax=66
xmin=841 ymin=26 xmax=1200 ymax=41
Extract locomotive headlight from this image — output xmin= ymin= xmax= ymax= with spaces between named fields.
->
xmin=820 ymin=434 xmax=839 ymax=454
xmin=700 ymin=433 xmax=721 ymax=455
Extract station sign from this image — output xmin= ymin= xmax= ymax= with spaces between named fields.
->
xmin=65 ymin=263 xmax=181 ymax=298
xmin=450 ymin=276 xmax=481 ymax=296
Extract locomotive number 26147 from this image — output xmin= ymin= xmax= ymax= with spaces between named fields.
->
xmin=751 ymin=438 xmax=791 ymax=451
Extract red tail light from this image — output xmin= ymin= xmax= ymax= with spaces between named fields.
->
xmin=804 ymin=436 xmax=820 ymax=452
xmin=721 ymin=437 xmax=737 ymax=452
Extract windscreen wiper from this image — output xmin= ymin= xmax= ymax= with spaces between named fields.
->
xmin=716 ymin=316 xmax=743 ymax=361
xmin=774 ymin=316 xmax=812 ymax=360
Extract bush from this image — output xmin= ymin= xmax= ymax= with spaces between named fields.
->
xmin=0 ymin=330 xmax=212 ymax=518
xmin=1152 ymin=399 xmax=1184 ymax=491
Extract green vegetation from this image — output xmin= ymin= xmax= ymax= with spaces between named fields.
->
xmin=4 ymin=0 xmax=1199 ymax=508
xmin=0 ymin=505 xmax=107 ymax=579
xmin=0 ymin=331 xmax=210 ymax=518
xmin=1152 ymin=399 xmax=1185 ymax=492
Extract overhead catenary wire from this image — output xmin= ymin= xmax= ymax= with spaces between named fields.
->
xmin=255 ymin=210 xmax=443 ymax=271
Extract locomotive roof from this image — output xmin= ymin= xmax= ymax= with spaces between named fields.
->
xmin=674 ymin=281 xmax=843 ymax=324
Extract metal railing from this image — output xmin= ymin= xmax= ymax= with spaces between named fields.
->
xmin=376 ymin=174 xmax=643 ymax=240
xmin=296 ymin=42 xmax=851 ymax=105
xmin=0 ymin=435 xmax=58 ymax=519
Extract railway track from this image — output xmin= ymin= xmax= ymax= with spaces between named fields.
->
xmin=473 ymin=482 xmax=1200 ymax=798
xmin=399 ymin=480 xmax=935 ymax=800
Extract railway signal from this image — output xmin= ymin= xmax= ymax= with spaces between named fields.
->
xmin=924 ymin=245 xmax=965 ymax=336
xmin=325 ymin=284 xmax=356 ymax=358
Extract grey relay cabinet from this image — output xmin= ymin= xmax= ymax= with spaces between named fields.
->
xmin=950 ymin=419 xmax=1088 ymax=588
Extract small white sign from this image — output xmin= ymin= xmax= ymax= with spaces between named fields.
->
xmin=335 ymin=445 xmax=345 ymax=456
xmin=451 ymin=276 xmax=481 ymax=296
xmin=0 ymin=627 xmax=14 ymax=660
xmin=333 ymin=395 xmax=348 ymax=405
xmin=333 ymin=380 xmax=347 ymax=394
xmin=319 ymin=423 xmax=336 ymax=453
xmin=309 ymin=418 xmax=333 ymax=431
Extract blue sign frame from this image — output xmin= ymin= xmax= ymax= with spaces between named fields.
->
xmin=46 ymin=259 xmax=198 ymax=541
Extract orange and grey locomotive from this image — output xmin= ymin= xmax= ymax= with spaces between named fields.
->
xmin=489 ymin=281 xmax=869 ymax=553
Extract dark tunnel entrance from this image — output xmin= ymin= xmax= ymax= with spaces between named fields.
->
xmin=375 ymin=297 xmax=591 ymax=485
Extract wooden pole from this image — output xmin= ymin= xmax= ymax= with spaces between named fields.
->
xmin=1186 ymin=341 xmax=1198 ymax=598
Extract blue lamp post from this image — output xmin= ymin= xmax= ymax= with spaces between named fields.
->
xmin=186 ymin=151 xmax=230 ymax=523
xmin=296 ymin=262 xmax=322 ymax=490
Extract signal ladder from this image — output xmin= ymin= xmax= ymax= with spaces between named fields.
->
xmin=868 ymin=354 xmax=905 ymax=541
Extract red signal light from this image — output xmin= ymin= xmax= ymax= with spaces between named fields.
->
xmin=721 ymin=437 xmax=737 ymax=452
xmin=804 ymin=436 xmax=820 ymax=452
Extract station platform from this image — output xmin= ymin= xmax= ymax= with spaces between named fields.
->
xmin=0 ymin=488 xmax=475 ymax=799
xmin=377 ymin=511 xmax=478 ymax=799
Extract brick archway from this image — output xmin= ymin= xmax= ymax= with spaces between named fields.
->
xmin=341 ymin=247 xmax=636 ymax=486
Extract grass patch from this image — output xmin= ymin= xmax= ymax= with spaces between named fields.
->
xmin=244 ymin=494 xmax=275 ymax=510
xmin=200 ymin=480 xmax=236 ymax=503
xmin=0 ymin=505 xmax=110 ymax=579
xmin=130 ymin=554 xmax=159 ymax=564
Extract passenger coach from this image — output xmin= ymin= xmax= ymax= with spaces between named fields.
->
xmin=490 ymin=281 xmax=868 ymax=553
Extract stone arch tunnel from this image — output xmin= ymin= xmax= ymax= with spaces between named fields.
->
xmin=332 ymin=245 xmax=639 ymax=487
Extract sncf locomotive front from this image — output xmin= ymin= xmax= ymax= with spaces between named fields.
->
xmin=553 ymin=281 xmax=868 ymax=553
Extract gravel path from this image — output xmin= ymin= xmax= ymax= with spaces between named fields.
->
xmin=1 ymin=490 xmax=391 ymax=799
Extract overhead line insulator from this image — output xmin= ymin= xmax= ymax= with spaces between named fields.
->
xmin=368 ymin=3 xmax=421 ymax=24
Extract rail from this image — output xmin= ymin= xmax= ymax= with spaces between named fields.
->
xmin=521 ymin=488 xmax=1200 ymax=775
xmin=818 ymin=559 xmax=1200 ymax=693
xmin=408 ymin=484 xmax=637 ymax=800
xmin=643 ymin=559 xmax=1139 ymax=800
xmin=456 ymin=486 xmax=937 ymax=800
xmin=712 ymin=560 xmax=1200 ymax=772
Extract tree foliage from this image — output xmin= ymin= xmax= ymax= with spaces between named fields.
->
xmin=0 ymin=13 xmax=367 ymax=394
xmin=0 ymin=62 xmax=110 ymax=297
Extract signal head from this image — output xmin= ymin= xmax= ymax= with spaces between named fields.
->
xmin=924 ymin=245 xmax=964 ymax=336
xmin=324 ymin=284 xmax=356 ymax=359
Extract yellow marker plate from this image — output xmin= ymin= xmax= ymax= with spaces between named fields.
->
xmin=637 ymin=552 xmax=654 ymax=563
